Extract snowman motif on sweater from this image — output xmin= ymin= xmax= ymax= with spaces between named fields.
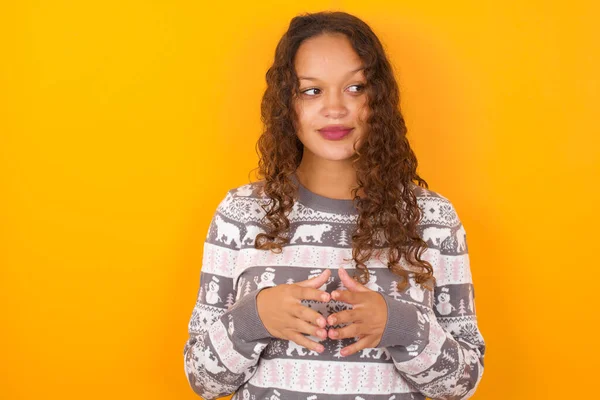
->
xmin=254 ymin=267 xmax=276 ymax=290
xmin=307 ymin=269 xmax=334 ymax=291
xmin=435 ymin=287 xmax=455 ymax=316
xmin=407 ymin=274 xmax=425 ymax=302
xmin=364 ymin=270 xmax=385 ymax=293
xmin=205 ymin=276 xmax=222 ymax=305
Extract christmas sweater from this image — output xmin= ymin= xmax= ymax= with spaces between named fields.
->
xmin=183 ymin=173 xmax=485 ymax=400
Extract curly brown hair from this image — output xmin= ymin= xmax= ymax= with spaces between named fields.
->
xmin=250 ymin=11 xmax=435 ymax=292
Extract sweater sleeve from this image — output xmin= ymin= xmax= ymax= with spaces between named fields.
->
xmin=376 ymin=198 xmax=486 ymax=399
xmin=183 ymin=190 xmax=273 ymax=399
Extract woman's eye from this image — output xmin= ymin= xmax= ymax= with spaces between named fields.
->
xmin=348 ymin=84 xmax=365 ymax=93
xmin=301 ymin=88 xmax=321 ymax=96
xmin=300 ymin=84 xmax=365 ymax=96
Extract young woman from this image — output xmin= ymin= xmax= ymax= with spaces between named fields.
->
xmin=184 ymin=11 xmax=485 ymax=400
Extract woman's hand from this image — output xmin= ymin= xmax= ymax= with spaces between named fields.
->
xmin=257 ymin=269 xmax=332 ymax=353
xmin=327 ymin=267 xmax=388 ymax=357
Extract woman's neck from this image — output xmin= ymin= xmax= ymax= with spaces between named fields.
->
xmin=294 ymin=156 xmax=362 ymax=200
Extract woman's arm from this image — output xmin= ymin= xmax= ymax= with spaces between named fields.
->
xmin=378 ymin=198 xmax=485 ymax=399
xmin=183 ymin=191 xmax=273 ymax=399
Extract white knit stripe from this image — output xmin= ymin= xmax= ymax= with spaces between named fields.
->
xmin=234 ymin=245 xmax=472 ymax=286
xmin=249 ymin=357 xmax=416 ymax=395
xmin=201 ymin=242 xmax=238 ymax=277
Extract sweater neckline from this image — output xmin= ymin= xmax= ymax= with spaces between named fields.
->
xmin=291 ymin=173 xmax=359 ymax=215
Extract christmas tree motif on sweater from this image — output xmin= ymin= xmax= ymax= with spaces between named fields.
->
xmin=331 ymin=364 xmax=344 ymax=391
xmin=285 ymin=278 xmax=295 ymax=285
xmin=298 ymin=247 xmax=313 ymax=266
xmin=314 ymin=364 xmax=326 ymax=391
xmin=388 ymin=281 xmax=401 ymax=300
xmin=364 ymin=365 xmax=377 ymax=391
xmin=458 ymin=298 xmax=467 ymax=316
xmin=349 ymin=365 xmax=361 ymax=391
xmin=254 ymin=267 xmax=276 ymax=290
xmin=291 ymin=223 xmax=332 ymax=243
xmin=243 ymin=280 xmax=252 ymax=296
xmin=297 ymin=364 xmax=309 ymax=389
xmin=334 ymin=340 xmax=344 ymax=359
xmin=338 ymin=229 xmax=349 ymax=246
xmin=204 ymin=276 xmax=222 ymax=305
xmin=282 ymin=361 xmax=294 ymax=387
xmin=214 ymin=215 xmax=241 ymax=247
xmin=224 ymin=292 xmax=235 ymax=309
xmin=435 ymin=287 xmax=456 ymax=316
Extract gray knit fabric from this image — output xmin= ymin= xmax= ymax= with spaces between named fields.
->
xmin=183 ymin=175 xmax=485 ymax=399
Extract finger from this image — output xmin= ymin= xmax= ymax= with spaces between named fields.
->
xmin=328 ymin=322 xmax=360 ymax=340
xmin=286 ymin=331 xmax=325 ymax=353
xmin=292 ymin=286 xmax=331 ymax=303
xmin=294 ymin=304 xmax=328 ymax=329
xmin=296 ymin=269 xmax=331 ymax=289
xmin=338 ymin=267 xmax=369 ymax=292
xmin=292 ymin=317 xmax=328 ymax=340
xmin=340 ymin=336 xmax=377 ymax=357
xmin=327 ymin=309 xmax=358 ymax=326
xmin=331 ymin=289 xmax=361 ymax=304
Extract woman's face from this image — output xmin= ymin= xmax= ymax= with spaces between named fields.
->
xmin=293 ymin=33 xmax=370 ymax=163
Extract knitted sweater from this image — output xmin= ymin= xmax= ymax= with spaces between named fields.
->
xmin=183 ymin=174 xmax=485 ymax=400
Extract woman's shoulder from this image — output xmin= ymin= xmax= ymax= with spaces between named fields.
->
xmin=408 ymin=182 xmax=461 ymax=228
xmin=408 ymin=181 xmax=449 ymax=201
xmin=225 ymin=180 xmax=267 ymax=200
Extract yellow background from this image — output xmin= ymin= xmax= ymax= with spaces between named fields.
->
xmin=1 ymin=1 xmax=598 ymax=399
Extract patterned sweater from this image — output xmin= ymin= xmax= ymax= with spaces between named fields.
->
xmin=183 ymin=174 xmax=485 ymax=400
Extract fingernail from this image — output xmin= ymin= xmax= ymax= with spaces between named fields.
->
xmin=321 ymin=293 xmax=329 ymax=301
xmin=331 ymin=330 xmax=338 ymax=338
xmin=317 ymin=317 xmax=325 ymax=327
xmin=316 ymin=345 xmax=324 ymax=352
xmin=332 ymin=291 xmax=338 ymax=299
xmin=329 ymin=316 xmax=336 ymax=325
xmin=318 ymin=329 xmax=326 ymax=338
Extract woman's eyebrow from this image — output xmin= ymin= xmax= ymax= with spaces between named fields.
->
xmin=298 ymin=66 xmax=365 ymax=81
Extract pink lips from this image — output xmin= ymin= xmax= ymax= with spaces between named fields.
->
xmin=318 ymin=127 xmax=354 ymax=141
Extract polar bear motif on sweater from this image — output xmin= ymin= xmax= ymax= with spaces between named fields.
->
xmin=286 ymin=334 xmax=324 ymax=356
xmin=291 ymin=224 xmax=332 ymax=244
xmin=241 ymin=223 xmax=266 ymax=246
xmin=360 ymin=347 xmax=391 ymax=359
xmin=422 ymin=226 xmax=452 ymax=247
xmin=455 ymin=225 xmax=467 ymax=252
xmin=201 ymin=346 xmax=226 ymax=375
xmin=214 ymin=215 xmax=241 ymax=247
